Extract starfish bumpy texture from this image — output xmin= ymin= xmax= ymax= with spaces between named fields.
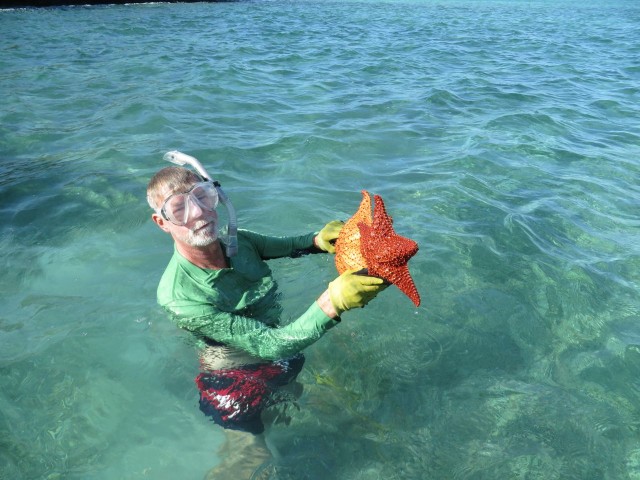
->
xmin=335 ymin=190 xmax=371 ymax=274
xmin=335 ymin=190 xmax=421 ymax=307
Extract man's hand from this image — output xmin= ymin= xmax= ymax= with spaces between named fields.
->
xmin=314 ymin=220 xmax=344 ymax=254
xmin=327 ymin=269 xmax=387 ymax=316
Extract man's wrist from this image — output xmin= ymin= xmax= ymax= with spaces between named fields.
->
xmin=317 ymin=290 xmax=339 ymax=319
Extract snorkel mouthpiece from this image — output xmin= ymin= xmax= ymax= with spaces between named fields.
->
xmin=163 ymin=150 xmax=238 ymax=257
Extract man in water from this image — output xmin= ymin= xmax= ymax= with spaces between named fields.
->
xmin=147 ymin=165 xmax=386 ymax=478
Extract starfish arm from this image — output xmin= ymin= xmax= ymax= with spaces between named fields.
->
xmin=370 ymin=264 xmax=421 ymax=307
xmin=335 ymin=190 xmax=372 ymax=273
xmin=372 ymin=194 xmax=395 ymax=237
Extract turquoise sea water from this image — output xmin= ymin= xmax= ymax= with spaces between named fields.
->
xmin=1 ymin=0 xmax=639 ymax=478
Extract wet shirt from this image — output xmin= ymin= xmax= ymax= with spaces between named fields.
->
xmin=157 ymin=229 xmax=339 ymax=362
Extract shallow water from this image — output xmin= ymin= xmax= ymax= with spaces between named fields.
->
xmin=1 ymin=0 xmax=640 ymax=478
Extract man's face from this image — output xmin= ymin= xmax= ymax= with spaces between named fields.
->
xmin=153 ymin=181 xmax=219 ymax=248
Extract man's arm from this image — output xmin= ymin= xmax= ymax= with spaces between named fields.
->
xmin=169 ymin=299 xmax=339 ymax=360
xmin=169 ymin=268 xmax=384 ymax=360
xmin=242 ymin=229 xmax=318 ymax=259
xmin=243 ymin=221 xmax=344 ymax=259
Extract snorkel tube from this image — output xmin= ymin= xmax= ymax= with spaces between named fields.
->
xmin=163 ymin=150 xmax=238 ymax=257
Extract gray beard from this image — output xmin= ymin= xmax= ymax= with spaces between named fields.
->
xmin=185 ymin=220 xmax=218 ymax=247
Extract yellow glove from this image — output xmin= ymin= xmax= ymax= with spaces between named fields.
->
xmin=314 ymin=220 xmax=344 ymax=254
xmin=328 ymin=269 xmax=387 ymax=316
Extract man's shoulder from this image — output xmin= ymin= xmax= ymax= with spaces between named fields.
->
xmin=236 ymin=228 xmax=265 ymax=243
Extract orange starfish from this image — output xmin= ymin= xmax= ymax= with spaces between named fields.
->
xmin=335 ymin=190 xmax=371 ymax=274
xmin=335 ymin=190 xmax=421 ymax=307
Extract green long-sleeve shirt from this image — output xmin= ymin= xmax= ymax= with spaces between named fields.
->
xmin=157 ymin=229 xmax=339 ymax=361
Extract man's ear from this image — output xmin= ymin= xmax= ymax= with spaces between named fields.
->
xmin=152 ymin=212 xmax=171 ymax=233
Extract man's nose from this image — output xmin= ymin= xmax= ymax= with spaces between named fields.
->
xmin=187 ymin=196 xmax=204 ymax=219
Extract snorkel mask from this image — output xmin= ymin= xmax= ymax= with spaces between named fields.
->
xmin=163 ymin=150 xmax=238 ymax=257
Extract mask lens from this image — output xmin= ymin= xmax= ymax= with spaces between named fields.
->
xmin=161 ymin=182 xmax=219 ymax=226
xmin=191 ymin=183 xmax=219 ymax=211
xmin=164 ymin=194 xmax=189 ymax=225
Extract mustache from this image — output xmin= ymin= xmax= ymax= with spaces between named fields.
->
xmin=191 ymin=219 xmax=216 ymax=232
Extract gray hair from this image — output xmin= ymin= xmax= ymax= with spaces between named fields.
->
xmin=146 ymin=166 xmax=202 ymax=210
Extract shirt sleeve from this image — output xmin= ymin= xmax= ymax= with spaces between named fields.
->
xmin=169 ymin=300 xmax=339 ymax=360
xmin=240 ymin=230 xmax=317 ymax=259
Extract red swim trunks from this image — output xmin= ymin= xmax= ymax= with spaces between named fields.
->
xmin=195 ymin=354 xmax=304 ymax=434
